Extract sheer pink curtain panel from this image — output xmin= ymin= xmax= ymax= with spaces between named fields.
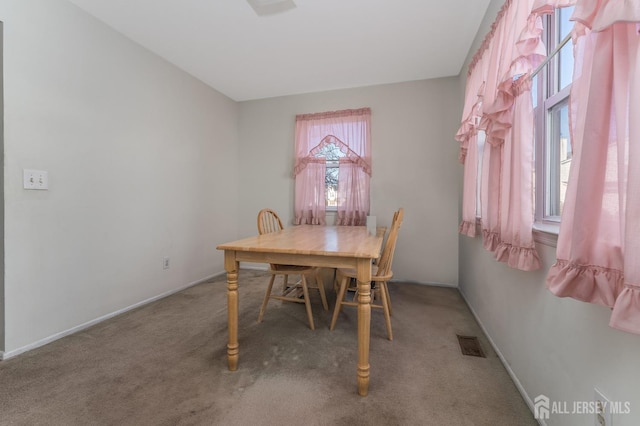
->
xmin=336 ymin=162 xmax=369 ymax=226
xmin=480 ymin=141 xmax=502 ymax=252
xmin=457 ymin=50 xmax=488 ymax=237
xmin=456 ymin=50 xmax=487 ymax=238
xmin=294 ymin=108 xmax=371 ymax=225
xmin=494 ymin=78 xmax=540 ymax=270
xmin=294 ymin=160 xmax=326 ymax=225
xmin=458 ymin=135 xmax=479 ymax=238
xmin=546 ymin=0 xmax=640 ymax=334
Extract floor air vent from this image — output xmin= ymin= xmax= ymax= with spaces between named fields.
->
xmin=456 ymin=335 xmax=486 ymax=358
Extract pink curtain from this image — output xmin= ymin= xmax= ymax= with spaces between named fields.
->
xmin=546 ymin=0 xmax=640 ymax=334
xmin=456 ymin=0 xmax=543 ymax=270
xmin=294 ymin=108 xmax=371 ymax=225
xmin=480 ymin=139 xmax=503 ymax=252
xmin=494 ymin=77 xmax=540 ymax=270
xmin=294 ymin=160 xmax=326 ymax=225
xmin=458 ymin=133 xmax=479 ymax=238
xmin=336 ymin=162 xmax=369 ymax=226
xmin=456 ymin=51 xmax=487 ymax=238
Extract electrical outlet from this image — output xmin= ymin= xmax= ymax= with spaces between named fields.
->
xmin=163 ymin=257 xmax=170 ymax=270
xmin=594 ymin=388 xmax=612 ymax=426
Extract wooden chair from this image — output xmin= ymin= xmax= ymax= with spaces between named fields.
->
xmin=256 ymin=209 xmax=328 ymax=330
xmin=330 ymin=208 xmax=404 ymax=340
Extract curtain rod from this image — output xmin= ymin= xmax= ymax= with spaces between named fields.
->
xmin=530 ymin=32 xmax=572 ymax=79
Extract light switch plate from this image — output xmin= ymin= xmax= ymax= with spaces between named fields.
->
xmin=23 ymin=169 xmax=49 ymax=190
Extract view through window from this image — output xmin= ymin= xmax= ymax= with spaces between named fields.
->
xmin=533 ymin=6 xmax=574 ymax=223
xmin=313 ymin=142 xmax=345 ymax=208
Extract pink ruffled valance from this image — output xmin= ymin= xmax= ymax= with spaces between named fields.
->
xmin=467 ymin=0 xmax=515 ymax=76
xmin=455 ymin=83 xmax=484 ymax=164
xmin=532 ymin=0 xmax=576 ymax=15
xmin=294 ymin=108 xmax=371 ymax=177
xmin=295 ymin=107 xmax=370 ymax=121
xmin=572 ymin=0 xmax=640 ymax=31
xmin=481 ymin=2 xmax=543 ymax=148
xmin=302 ymin=134 xmax=371 ymax=177
xmin=457 ymin=1 xmax=549 ymax=154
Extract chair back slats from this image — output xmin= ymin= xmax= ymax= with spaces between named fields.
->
xmin=257 ymin=208 xmax=284 ymax=235
xmin=375 ymin=208 xmax=404 ymax=277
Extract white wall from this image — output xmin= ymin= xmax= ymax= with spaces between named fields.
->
xmin=0 ymin=0 xmax=240 ymax=355
xmin=457 ymin=2 xmax=640 ymax=425
xmin=0 ymin=21 xmax=4 ymax=351
xmin=237 ymin=80 xmax=462 ymax=286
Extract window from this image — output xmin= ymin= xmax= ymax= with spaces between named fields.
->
xmin=313 ymin=142 xmax=346 ymax=209
xmin=293 ymin=108 xmax=371 ymax=226
xmin=456 ymin=0 xmax=544 ymax=270
xmin=533 ymin=6 xmax=574 ymax=225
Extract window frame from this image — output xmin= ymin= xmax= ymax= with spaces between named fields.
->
xmin=325 ymin=160 xmax=339 ymax=211
xmin=532 ymin=7 xmax=574 ymax=242
xmin=312 ymin=142 xmax=345 ymax=212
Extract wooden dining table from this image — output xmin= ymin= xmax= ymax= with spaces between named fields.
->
xmin=216 ymin=224 xmax=386 ymax=396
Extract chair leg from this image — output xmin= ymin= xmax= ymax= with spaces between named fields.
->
xmin=330 ymin=275 xmax=349 ymax=331
xmin=333 ymin=269 xmax=341 ymax=293
xmin=379 ymin=281 xmax=393 ymax=341
xmin=316 ymin=272 xmax=329 ymax=311
xmin=258 ymin=274 xmax=277 ymax=323
xmin=281 ymin=274 xmax=289 ymax=295
xmin=300 ymin=275 xmax=314 ymax=330
xmin=383 ymin=282 xmax=393 ymax=316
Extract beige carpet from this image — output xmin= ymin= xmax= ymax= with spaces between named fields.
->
xmin=0 ymin=270 xmax=536 ymax=425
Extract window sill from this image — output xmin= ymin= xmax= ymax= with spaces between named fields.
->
xmin=467 ymin=218 xmax=559 ymax=248
xmin=533 ymin=222 xmax=559 ymax=247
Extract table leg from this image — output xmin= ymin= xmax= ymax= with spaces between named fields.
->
xmin=356 ymin=258 xmax=372 ymax=396
xmin=224 ymin=251 xmax=239 ymax=371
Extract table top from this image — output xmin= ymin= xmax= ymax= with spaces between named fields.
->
xmin=217 ymin=225 xmax=386 ymax=259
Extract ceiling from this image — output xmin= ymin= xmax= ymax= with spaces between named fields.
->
xmin=67 ymin=0 xmax=492 ymax=102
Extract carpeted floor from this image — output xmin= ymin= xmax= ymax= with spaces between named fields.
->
xmin=0 ymin=270 xmax=536 ymax=425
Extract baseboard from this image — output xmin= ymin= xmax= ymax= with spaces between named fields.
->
xmin=389 ymin=279 xmax=458 ymax=288
xmin=0 ymin=272 xmax=225 ymax=361
xmin=458 ymin=288 xmax=545 ymax=426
